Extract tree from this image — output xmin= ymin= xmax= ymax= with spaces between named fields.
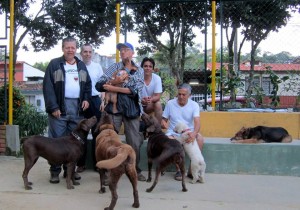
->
xmin=127 ymin=1 xmax=209 ymax=83
xmin=0 ymin=0 xmax=115 ymax=77
xmin=217 ymin=0 xmax=296 ymax=100
xmin=33 ymin=61 xmax=49 ymax=72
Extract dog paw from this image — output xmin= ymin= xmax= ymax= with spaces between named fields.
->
xmin=146 ymin=179 xmax=151 ymax=182
xmin=25 ymin=185 xmax=32 ymax=190
xmin=132 ymin=202 xmax=140 ymax=208
xmin=182 ymin=187 xmax=188 ymax=192
xmin=99 ymin=187 xmax=106 ymax=194
xmin=67 ymin=185 xmax=75 ymax=190
xmin=198 ymin=177 xmax=205 ymax=183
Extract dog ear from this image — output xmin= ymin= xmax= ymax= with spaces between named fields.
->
xmin=80 ymin=119 xmax=91 ymax=132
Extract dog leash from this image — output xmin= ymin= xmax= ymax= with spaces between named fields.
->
xmin=71 ymin=132 xmax=85 ymax=144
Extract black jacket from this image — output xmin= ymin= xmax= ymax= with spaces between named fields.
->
xmin=43 ymin=56 xmax=91 ymax=115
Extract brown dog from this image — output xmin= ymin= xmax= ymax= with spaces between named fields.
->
xmin=21 ymin=116 xmax=97 ymax=190
xmin=95 ymin=111 xmax=139 ymax=210
xmin=141 ymin=113 xmax=187 ymax=193
xmin=231 ymin=126 xmax=292 ymax=143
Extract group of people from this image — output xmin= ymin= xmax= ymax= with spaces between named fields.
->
xmin=43 ymin=36 xmax=204 ymax=184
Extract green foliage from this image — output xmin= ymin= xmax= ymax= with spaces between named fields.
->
xmin=157 ymin=72 xmax=177 ymax=106
xmin=0 ymin=85 xmax=47 ymax=138
xmin=266 ymin=68 xmax=289 ymax=108
xmin=0 ymin=85 xmax=26 ymax=124
xmin=0 ymin=0 xmax=116 ymax=63
xmin=14 ymin=104 xmax=48 ymax=138
xmin=33 ymin=62 xmax=49 ymax=72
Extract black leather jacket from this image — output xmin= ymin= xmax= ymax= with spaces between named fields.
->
xmin=43 ymin=56 xmax=91 ymax=115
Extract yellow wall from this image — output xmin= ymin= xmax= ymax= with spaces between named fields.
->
xmin=200 ymin=112 xmax=300 ymax=139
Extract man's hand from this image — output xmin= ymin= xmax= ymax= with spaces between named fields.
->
xmin=82 ymin=100 xmax=89 ymax=111
xmin=142 ymin=96 xmax=152 ymax=105
xmin=185 ymin=132 xmax=197 ymax=143
xmin=161 ymin=118 xmax=168 ymax=129
xmin=52 ymin=109 xmax=61 ymax=118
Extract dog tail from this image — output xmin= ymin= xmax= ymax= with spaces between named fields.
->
xmin=96 ymin=145 xmax=136 ymax=169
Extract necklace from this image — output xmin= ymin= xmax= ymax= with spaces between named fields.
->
xmin=66 ymin=60 xmax=76 ymax=65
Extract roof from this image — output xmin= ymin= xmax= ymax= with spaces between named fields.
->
xmin=206 ymin=62 xmax=300 ymax=72
xmin=0 ymin=81 xmax=43 ymax=91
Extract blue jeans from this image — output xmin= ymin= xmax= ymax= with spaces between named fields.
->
xmin=48 ymin=98 xmax=83 ymax=175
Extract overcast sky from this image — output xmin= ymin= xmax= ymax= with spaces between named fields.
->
xmin=1 ymin=8 xmax=300 ymax=66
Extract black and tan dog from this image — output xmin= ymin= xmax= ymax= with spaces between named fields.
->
xmin=230 ymin=126 xmax=292 ymax=143
xmin=21 ymin=116 xmax=97 ymax=190
xmin=141 ymin=113 xmax=187 ymax=193
xmin=95 ymin=111 xmax=139 ymax=210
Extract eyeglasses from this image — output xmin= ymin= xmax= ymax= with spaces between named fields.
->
xmin=120 ymin=48 xmax=131 ymax=52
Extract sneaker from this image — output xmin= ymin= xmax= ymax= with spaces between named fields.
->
xmin=63 ymin=171 xmax=81 ymax=180
xmin=138 ymin=173 xmax=146 ymax=182
xmin=76 ymin=166 xmax=86 ymax=173
xmin=174 ymin=171 xmax=182 ymax=181
xmin=49 ymin=174 xmax=60 ymax=184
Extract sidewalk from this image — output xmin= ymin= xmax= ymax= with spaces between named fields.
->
xmin=0 ymin=156 xmax=300 ymax=210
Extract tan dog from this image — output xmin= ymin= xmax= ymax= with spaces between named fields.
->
xmin=101 ymin=69 xmax=129 ymax=113
xmin=95 ymin=111 xmax=139 ymax=210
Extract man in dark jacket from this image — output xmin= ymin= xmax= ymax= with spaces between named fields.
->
xmin=43 ymin=36 xmax=91 ymax=184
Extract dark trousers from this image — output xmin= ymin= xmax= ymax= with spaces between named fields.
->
xmin=77 ymin=96 xmax=102 ymax=169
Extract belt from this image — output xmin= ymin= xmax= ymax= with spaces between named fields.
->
xmin=92 ymin=95 xmax=99 ymax=98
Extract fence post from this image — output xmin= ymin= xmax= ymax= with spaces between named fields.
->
xmin=5 ymin=125 xmax=20 ymax=156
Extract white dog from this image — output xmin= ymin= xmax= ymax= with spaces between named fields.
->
xmin=173 ymin=122 xmax=206 ymax=184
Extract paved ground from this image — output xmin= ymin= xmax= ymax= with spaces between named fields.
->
xmin=0 ymin=156 xmax=300 ymax=210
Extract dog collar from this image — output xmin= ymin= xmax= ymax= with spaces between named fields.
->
xmin=71 ymin=132 xmax=85 ymax=144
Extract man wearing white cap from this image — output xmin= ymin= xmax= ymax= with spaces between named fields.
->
xmin=95 ymin=42 xmax=146 ymax=181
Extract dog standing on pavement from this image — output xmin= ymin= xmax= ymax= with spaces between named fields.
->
xmin=141 ymin=113 xmax=187 ymax=193
xmin=230 ymin=126 xmax=292 ymax=143
xmin=21 ymin=116 xmax=97 ymax=190
xmin=95 ymin=111 xmax=139 ymax=210
xmin=173 ymin=122 xmax=206 ymax=184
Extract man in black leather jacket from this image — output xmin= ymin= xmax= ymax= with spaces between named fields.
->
xmin=43 ymin=36 xmax=91 ymax=184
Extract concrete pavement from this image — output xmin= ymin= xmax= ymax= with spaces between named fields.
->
xmin=0 ymin=156 xmax=300 ymax=210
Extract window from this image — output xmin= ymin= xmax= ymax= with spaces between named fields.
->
xmin=36 ymin=99 xmax=41 ymax=107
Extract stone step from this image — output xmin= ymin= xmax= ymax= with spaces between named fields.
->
xmin=86 ymin=136 xmax=300 ymax=177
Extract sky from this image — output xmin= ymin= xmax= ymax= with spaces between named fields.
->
xmin=1 ymin=7 xmax=300 ymax=66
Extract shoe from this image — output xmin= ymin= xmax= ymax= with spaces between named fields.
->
xmin=174 ymin=171 xmax=182 ymax=181
xmin=76 ymin=166 xmax=86 ymax=173
xmin=63 ymin=171 xmax=81 ymax=180
xmin=49 ymin=174 xmax=60 ymax=184
xmin=138 ymin=173 xmax=146 ymax=182
xmin=187 ymin=173 xmax=193 ymax=179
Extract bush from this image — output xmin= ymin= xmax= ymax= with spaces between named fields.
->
xmin=14 ymin=104 xmax=48 ymax=137
xmin=0 ymin=85 xmax=48 ymax=138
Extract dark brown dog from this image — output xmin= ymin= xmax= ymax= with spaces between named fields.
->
xmin=21 ymin=116 xmax=97 ymax=190
xmin=141 ymin=113 xmax=187 ymax=193
xmin=95 ymin=111 xmax=139 ymax=210
xmin=230 ymin=126 xmax=292 ymax=143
